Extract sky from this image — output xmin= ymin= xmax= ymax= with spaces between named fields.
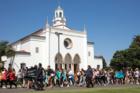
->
xmin=0 ymin=0 xmax=140 ymax=65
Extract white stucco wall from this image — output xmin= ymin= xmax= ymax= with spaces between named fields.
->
xmin=29 ymin=37 xmax=47 ymax=68
xmin=20 ymin=40 xmax=31 ymax=52
xmin=5 ymin=54 xmax=31 ymax=74
xmin=94 ymin=57 xmax=103 ymax=69
xmin=87 ymin=43 xmax=94 ymax=68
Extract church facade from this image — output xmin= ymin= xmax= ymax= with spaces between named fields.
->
xmin=5 ymin=6 xmax=103 ymax=73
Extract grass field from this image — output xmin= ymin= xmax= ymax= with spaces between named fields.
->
xmin=26 ymin=86 xmax=140 ymax=93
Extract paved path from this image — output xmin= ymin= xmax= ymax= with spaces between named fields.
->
xmin=0 ymin=85 xmax=140 ymax=93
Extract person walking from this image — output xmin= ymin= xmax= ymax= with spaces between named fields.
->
xmin=36 ymin=63 xmax=45 ymax=90
xmin=85 ymin=65 xmax=94 ymax=88
xmin=1 ymin=68 xmax=7 ymax=88
xmin=8 ymin=69 xmax=17 ymax=88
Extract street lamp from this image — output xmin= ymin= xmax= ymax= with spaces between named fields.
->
xmin=55 ymin=32 xmax=63 ymax=69
xmin=55 ymin=32 xmax=63 ymax=53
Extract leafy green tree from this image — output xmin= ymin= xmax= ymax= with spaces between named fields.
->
xmin=110 ymin=35 xmax=140 ymax=69
xmin=110 ymin=50 xmax=127 ymax=69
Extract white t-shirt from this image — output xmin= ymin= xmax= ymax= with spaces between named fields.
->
xmin=134 ymin=71 xmax=139 ymax=78
xmin=68 ymin=70 xmax=74 ymax=78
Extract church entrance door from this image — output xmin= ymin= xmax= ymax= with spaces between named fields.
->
xmin=73 ymin=54 xmax=81 ymax=73
xmin=64 ymin=53 xmax=72 ymax=71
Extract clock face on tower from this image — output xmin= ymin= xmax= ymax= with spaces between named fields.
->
xmin=64 ymin=38 xmax=72 ymax=49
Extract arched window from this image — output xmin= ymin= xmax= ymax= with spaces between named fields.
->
xmin=59 ymin=12 xmax=62 ymax=17
xmin=56 ymin=12 xmax=58 ymax=17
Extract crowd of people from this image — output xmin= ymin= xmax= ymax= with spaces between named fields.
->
xmin=0 ymin=64 xmax=140 ymax=90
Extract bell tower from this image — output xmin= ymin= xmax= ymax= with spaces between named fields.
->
xmin=52 ymin=6 xmax=66 ymax=27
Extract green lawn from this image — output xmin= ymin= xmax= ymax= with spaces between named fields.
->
xmin=26 ymin=87 xmax=140 ymax=93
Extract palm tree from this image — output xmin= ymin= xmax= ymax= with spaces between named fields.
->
xmin=0 ymin=41 xmax=15 ymax=71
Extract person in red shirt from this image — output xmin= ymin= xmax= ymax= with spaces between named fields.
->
xmin=1 ymin=68 xmax=8 ymax=88
xmin=8 ymin=68 xmax=17 ymax=88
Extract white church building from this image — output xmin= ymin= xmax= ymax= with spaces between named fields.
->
xmin=5 ymin=6 xmax=103 ymax=73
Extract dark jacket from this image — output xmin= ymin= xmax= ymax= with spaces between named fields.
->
xmin=86 ymin=68 xmax=93 ymax=78
xmin=37 ymin=67 xmax=44 ymax=80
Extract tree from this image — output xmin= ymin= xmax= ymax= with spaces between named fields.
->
xmin=130 ymin=35 xmax=140 ymax=48
xmin=0 ymin=41 xmax=15 ymax=71
xmin=110 ymin=35 xmax=140 ymax=69
xmin=110 ymin=50 xmax=127 ymax=69
xmin=102 ymin=57 xmax=107 ymax=68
